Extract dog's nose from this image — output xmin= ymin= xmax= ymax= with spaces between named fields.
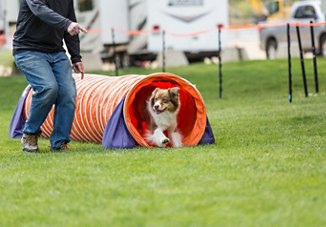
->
xmin=154 ymin=105 xmax=159 ymax=110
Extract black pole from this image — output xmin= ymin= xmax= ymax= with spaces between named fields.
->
xmin=162 ymin=30 xmax=166 ymax=72
xmin=310 ymin=21 xmax=319 ymax=93
xmin=218 ymin=25 xmax=223 ymax=99
xmin=111 ymin=28 xmax=119 ymax=76
xmin=296 ymin=25 xmax=308 ymax=97
xmin=287 ymin=23 xmax=292 ymax=103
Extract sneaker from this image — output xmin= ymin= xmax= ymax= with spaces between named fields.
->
xmin=51 ymin=142 xmax=69 ymax=152
xmin=21 ymin=133 xmax=38 ymax=152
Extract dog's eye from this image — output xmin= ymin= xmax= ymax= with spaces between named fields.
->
xmin=162 ymin=99 xmax=169 ymax=103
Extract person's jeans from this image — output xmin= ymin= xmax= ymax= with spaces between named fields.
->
xmin=14 ymin=50 xmax=76 ymax=149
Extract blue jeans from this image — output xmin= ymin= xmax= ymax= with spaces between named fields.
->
xmin=14 ymin=51 xmax=76 ymax=149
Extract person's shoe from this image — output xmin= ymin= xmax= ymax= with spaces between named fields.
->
xmin=51 ymin=142 xmax=69 ymax=152
xmin=21 ymin=133 xmax=38 ymax=152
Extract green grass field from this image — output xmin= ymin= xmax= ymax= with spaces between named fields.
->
xmin=0 ymin=48 xmax=14 ymax=67
xmin=0 ymin=59 xmax=325 ymax=226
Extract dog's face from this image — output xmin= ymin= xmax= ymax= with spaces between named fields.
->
xmin=150 ymin=87 xmax=180 ymax=114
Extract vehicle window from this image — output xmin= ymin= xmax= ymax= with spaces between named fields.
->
xmin=78 ymin=0 xmax=94 ymax=12
xmin=294 ymin=5 xmax=317 ymax=19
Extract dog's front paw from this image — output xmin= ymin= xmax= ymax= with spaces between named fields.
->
xmin=162 ymin=137 xmax=170 ymax=145
xmin=150 ymin=128 xmax=171 ymax=147
xmin=157 ymin=137 xmax=170 ymax=147
xmin=154 ymin=137 xmax=170 ymax=147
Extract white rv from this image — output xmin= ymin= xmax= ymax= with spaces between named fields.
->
xmin=75 ymin=0 xmax=229 ymax=64
xmin=0 ymin=0 xmax=19 ymax=47
xmin=0 ymin=0 xmax=19 ymax=30
xmin=0 ymin=0 xmax=8 ymax=33
xmin=0 ymin=0 xmax=229 ymax=63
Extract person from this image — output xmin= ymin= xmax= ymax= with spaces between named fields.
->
xmin=13 ymin=0 xmax=87 ymax=152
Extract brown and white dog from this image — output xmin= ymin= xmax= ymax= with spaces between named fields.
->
xmin=145 ymin=87 xmax=183 ymax=148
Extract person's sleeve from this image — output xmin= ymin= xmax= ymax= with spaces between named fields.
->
xmin=64 ymin=1 xmax=82 ymax=63
xmin=26 ymin=0 xmax=72 ymax=30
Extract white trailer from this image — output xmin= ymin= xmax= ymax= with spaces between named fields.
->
xmin=75 ymin=0 xmax=129 ymax=54
xmin=0 ymin=0 xmax=4 ymax=32
xmin=0 ymin=0 xmax=19 ymax=31
xmin=0 ymin=0 xmax=19 ymax=47
xmin=147 ymin=0 xmax=228 ymax=52
xmin=75 ymin=0 xmax=229 ymax=63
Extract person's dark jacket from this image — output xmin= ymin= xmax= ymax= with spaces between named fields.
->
xmin=13 ymin=0 xmax=81 ymax=63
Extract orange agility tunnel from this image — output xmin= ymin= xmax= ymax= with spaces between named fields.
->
xmin=10 ymin=73 xmax=215 ymax=148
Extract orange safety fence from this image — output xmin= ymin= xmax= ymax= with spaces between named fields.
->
xmin=86 ymin=21 xmax=326 ymax=37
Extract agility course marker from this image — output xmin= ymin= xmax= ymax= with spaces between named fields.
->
xmin=287 ymin=21 xmax=323 ymax=102
xmin=217 ymin=25 xmax=223 ymax=99
xmin=10 ymin=73 xmax=215 ymax=149
xmin=111 ymin=28 xmax=119 ymax=76
xmin=296 ymin=25 xmax=309 ymax=98
xmin=310 ymin=21 xmax=319 ymax=94
xmin=162 ymin=30 xmax=166 ymax=72
xmin=287 ymin=23 xmax=292 ymax=103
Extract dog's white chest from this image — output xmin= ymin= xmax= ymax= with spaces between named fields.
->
xmin=153 ymin=112 xmax=177 ymax=130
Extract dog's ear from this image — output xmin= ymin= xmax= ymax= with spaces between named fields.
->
xmin=152 ymin=87 xmax=160 ymax=95
xmin=150 ymin=88 xmax=160 ymax=105
xmin=169 ymin=87 xmax=180 ymax=96
xmin=168 ymin=87 xmax=180 ymax=104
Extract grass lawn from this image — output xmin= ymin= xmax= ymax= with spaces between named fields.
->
xmin=0 ymin=48 xmax=14 ymax=67
xmin=0 ymin=59 xmax=325 ymax=226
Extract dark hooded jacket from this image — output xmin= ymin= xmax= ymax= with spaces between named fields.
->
xmin=13 ymin=0 xmax=81 ymax=63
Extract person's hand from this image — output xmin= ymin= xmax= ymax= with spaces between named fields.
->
xmin=73 ymin=62 xmax=85 ymax=79
xmin=67 ymin=22 xmax=87 ymax=36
